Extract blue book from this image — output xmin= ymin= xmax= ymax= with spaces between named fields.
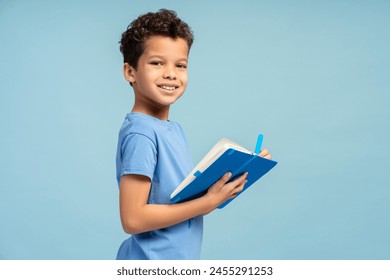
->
xmin=170 ymin=137 xmax=278 ymax=208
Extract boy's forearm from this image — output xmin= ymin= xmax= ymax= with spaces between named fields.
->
xmin=120 ymin=172 xmax=246 ymax=234
xmin=122 ymin=195 xmax=215 ymax=234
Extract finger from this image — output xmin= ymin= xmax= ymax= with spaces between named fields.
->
xmin=259 ymin=149 xmax=269 ymax=157
xmin=229 ymin=180 xmax=247 ymax=198
xmin=264 ymin=154 xmax=272 ymax=160
xmin=215 ymin=172 xmax=232 ymax=188
xmin=233 ymin=172 xmax=248 ymax=185
xmin=233 ymin=179 xmax=247 ymax=194
xmin=226 ymin=172 xmax=248 ymax=191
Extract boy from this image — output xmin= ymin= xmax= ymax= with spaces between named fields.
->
xmin=116 ymin=9 xmax=271 ymax=260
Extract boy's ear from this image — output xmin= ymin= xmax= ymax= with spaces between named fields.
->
xmin=123 ymin=63 xmax=136 ymax=84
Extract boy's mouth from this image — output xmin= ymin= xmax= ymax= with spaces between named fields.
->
xmin=157 ymin=84 xmax=179 ymax=91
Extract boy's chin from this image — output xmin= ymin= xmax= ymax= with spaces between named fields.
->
xmin=154 ymin=97 xmax=181 ymax=108
xmin=162 ymin=93 xmax=184 ymax=104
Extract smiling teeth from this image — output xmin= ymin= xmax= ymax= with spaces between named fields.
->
xmin=160 ymin=86 xmax=176 ymax=90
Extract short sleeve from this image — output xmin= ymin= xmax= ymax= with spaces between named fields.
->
xmin=119 ymin=133 xmax=157 ymax=181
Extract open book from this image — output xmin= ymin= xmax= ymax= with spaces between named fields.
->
xmin=170 ymin=136 xmax=277 ymax=208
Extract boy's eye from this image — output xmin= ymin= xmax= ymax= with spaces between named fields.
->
xmin=150 ymin=61 xmax=163 ymax=66
xmin=177 ymin=63 xmax=187 ymax=69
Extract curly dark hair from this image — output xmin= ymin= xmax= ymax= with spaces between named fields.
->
xmin=119 ymin=9 xmax=194 ymax=69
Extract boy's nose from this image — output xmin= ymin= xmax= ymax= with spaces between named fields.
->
xmin=162 ymin=67 xmax=177 ymax=79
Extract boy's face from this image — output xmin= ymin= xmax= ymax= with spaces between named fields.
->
xmin=125 ymin=35 xmax=189 ymax=113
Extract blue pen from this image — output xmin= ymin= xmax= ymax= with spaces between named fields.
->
xmin=254 ymin=134 xmax=263 ymax=154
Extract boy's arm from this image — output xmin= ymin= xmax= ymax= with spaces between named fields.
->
xmin=119 ymin=172 xmax=247 ymax=234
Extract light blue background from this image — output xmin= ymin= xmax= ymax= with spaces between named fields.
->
xmin=1 ymin=0 xmax=389 ymax=259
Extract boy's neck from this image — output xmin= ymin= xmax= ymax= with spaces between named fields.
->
xmin=131 ymin=103 xmax=170 ymax=121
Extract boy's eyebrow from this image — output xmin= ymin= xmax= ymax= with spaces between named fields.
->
xmin=147 ymin=54 xmax=188 ymax=62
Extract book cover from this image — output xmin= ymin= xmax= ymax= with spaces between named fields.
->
xmin=170 ymin=137 xmax=278 ymax=208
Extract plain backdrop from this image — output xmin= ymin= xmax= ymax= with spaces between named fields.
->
xmin=0 ymin=0 xmax=389 ymax=259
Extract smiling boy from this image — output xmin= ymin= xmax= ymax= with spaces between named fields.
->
xmin=125 ymin=35 xmax=188 ymax=119
xmin=115 ymin=9 xmax=271 ymax=260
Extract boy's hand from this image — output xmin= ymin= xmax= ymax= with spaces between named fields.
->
xmin=259 ymin=149 xmax=272 ymax=160
xmin=202 ymin=149 xmax=272 ymax=214
xmin=204 ymin=172 xmax=248 ymax=214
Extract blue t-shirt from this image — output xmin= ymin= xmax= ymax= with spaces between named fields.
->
xmin=115 ymin=112 xmax=203 ymax=260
